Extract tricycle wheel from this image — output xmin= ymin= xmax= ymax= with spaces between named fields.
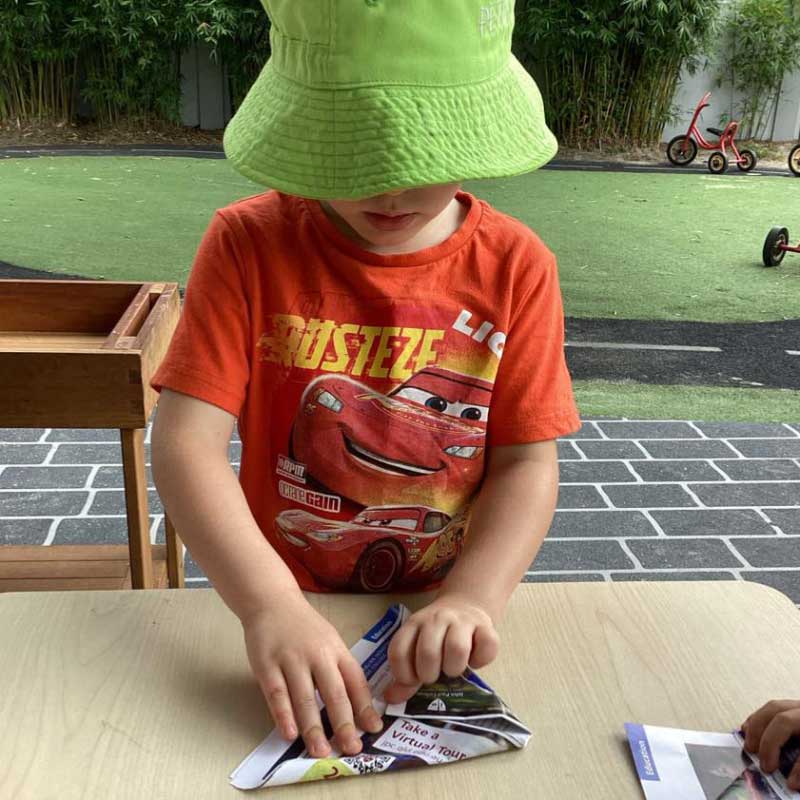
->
xmin=737 ymin=149 xmax=757 ymax=172
xmin=789 ymin=144 xmax=800 ymax=177
xmin=667 ymin=135 xmax=697 ymax=166
xmin=708 ymin=151 xmax=728 ymax=174
xmin=762 ymin=227 xmax=789 ymax=267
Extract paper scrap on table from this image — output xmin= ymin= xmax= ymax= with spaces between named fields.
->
xmin=625 ymin=723 xmax=800 ymax=799
xmin=230 ymin=604 xmax=531 ymax=790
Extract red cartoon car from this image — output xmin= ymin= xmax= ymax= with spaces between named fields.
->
xmin=275 ymin=504 xmax=468 ymax=592
xmin=291 ymin=367 xmax=492 ymax=513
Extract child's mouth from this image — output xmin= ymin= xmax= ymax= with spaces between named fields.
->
xmin=363 ymin=211 xmax=417 ymax=231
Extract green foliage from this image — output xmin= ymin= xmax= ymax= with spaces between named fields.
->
xmin=717 ymin=0 xmax=800 ymax=138
xmin=513 ymin=0 xmax=722 ymax=146
xmin=0 ymin=0 xmax=270 ymax=125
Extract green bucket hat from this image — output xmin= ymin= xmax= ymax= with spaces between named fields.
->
xmin=223 ymin=0 xmax=557 ymax=200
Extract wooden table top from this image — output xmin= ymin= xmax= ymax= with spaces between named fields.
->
xmin=1 ymin=582 xmax=798 ymax=799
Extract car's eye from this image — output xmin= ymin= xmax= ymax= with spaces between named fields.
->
xmin=425 ymin=396 xmax=448 ymax=413
xmin=444 ymin=445 xmax=482 ymax=459
xmin=316 ymin=390 xmax=343 ymax=413
xmin=461 ymin=407 xmax=483 ymax=421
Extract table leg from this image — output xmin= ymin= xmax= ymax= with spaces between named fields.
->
xmin=165 ymin=514 xmax=185 ymax=589
xmin=120 ymin=428 xmax=154 ymax=589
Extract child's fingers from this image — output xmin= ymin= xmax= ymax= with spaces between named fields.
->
xmin=468 ymin=624 xmax=500 ymax=669
xmin=442 ymin=624 xmax=473 ymax=677
xmin=388 ymin=621 xmax=421 ymax=686
xmin=415 ymin=620 xmax=448 ymax=684
xmin=339 ymin=655 xmax=383 ymax=734
xmin=258 ymin=667 xmax=298 ymax=741
xmin=383 ymin=680 xmax=420 ymax=705
xmin=284 ymin=665 xmax=331 ymax=758
xmin=313 ymin=661 xmax=362 ymax=756
xmin=759 ymin=707 xmax=800 ymax=773
xmin=745 ymin=700 xmax=796 ymax=754
xmin=787 ymin=758 xmax=800 ymax=791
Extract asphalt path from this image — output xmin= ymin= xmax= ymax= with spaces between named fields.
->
xmin=1 ymin=143 xmax=797 ymax=179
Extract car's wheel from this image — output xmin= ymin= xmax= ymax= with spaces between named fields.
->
xmin=789 ymin=144 xmax=800 ymax=177
xmin=762 ymin=227 xmax=789 ymax=267
xmin=737 ymin=149 xmax=757 ymax=172
xmin=667 ymin=135 xmax=698 ymax=166
xmin=353 ymin=540 xmax=404 ymax=592
xmin=708 ymin=151 xmax=728 ymax=174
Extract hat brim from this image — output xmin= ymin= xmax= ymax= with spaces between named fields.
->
xmin=223 ymin=55 xmax=557 ymax=200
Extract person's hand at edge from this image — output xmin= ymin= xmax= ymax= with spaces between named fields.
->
xmin=742 ymin=699 xmax=800 ymax=790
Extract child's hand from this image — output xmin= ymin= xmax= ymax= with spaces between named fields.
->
xmin=384 ymin=593 xmax=499 ymax=704
xmin=242 ymin=592 xmax=383 ymax=758
xmin=742 ymin=699 xmax=800 ymax=790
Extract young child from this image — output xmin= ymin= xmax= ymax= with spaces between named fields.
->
xmin=150 ymin=0 xmax=580 ymax=761
xmin=742 ymin=700 xmax=800 ymax=790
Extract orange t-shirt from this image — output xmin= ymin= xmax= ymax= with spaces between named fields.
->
xmin=151 ymin=190 xmax=580 ymax=593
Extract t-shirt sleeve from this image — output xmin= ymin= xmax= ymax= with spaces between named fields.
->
xmin=487 ymin=248 xmax=581 ymax=446
xmin=150 ymin=210 xmax=251 ymax=417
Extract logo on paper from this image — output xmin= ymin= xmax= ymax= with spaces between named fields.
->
xmin=427 ymin=699 xmax=447 ymax=712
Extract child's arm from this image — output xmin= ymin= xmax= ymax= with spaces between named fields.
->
xmin=385 ymin=440 xmax=558 ymax=701
xmin=151 ymin=389 xmax=383 ymax=755
xmin=743 ymin=700 xmax=800 ymax=789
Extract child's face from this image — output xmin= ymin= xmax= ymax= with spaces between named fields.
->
xmin=321 ymin=183 xmax=462 ymax=251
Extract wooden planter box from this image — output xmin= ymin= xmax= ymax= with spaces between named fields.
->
xmin=0 ymin=280 xmax=183 ymax=590
xmin=0 ymin=280 xmax=179 ymax=428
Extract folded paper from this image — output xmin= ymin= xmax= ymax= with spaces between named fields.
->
xmin=230 ymin=604 xmax=531 ymax=790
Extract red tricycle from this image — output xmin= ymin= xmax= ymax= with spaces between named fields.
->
xmin=667 ymin=92 xmax=757 ymax=174
xmin=762 ymin=226 xmax=799 ymax=267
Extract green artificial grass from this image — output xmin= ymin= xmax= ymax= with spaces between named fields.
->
xmin=1 ymin=156 xmax=799 ymax=322
xmin=1 ymin=155 xmax=798 ymax=422
xmin=573 ymin=380 xmax=798 ymax=422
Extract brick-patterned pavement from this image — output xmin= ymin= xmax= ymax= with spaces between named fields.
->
xmin=1 ymin=420 xmax=799 ymax=603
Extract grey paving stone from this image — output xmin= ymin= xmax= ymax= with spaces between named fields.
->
xmin=574 ymin=441 xmax=646 ymax=460
xmin=0 ymin=429 xmax=47 ymax=442
xmin=729 ymin=537 xmax=800 ymax=569
xmin=596 ymin=421 xmax=701 ymax=439
xmin=742 ymin=571 xmax=800 ymax=604
xmin=559 ymin=461 xmax=637 ymax=484
xmin=689 ymin=482 xmax=800 ymax=508
xmin=185 ymin=552 xmax=206 ymax=579
xmin=530 ymin=540 xmax=634 ymax=571
xmin=0 ymin=444 xmax=52 ymax=465
xmin=548 ymin=510 xmax=657 ymax=538
xmin=713 ymin=459 xmax=800 ymax=481
xmin=728 ymin=439 xmax=800 ymax=458
xmin=627 ymin=538 xmax=744 ymax=569
xmin=0 ymin=466 xmax=92 ymax=490
xmin=93 ymin=465 xmax=155 ymax=489
xmin=610 ymin=571 xmax=736 ymax=582
xmin=89 ymin=489 xmax=163 ymax=515
xmin=695 ymin=422 xmax=799 ymax=438
xmin=51 ymin=443 xmax=122 ymax=465
xmin=53 ymin=517 xmax=133 ymax=545
xmin=0 ymin=518 xmax=52 ymax=545
xmin=556 ymin=485 xmax=608 ymax=509
xmin=629 ymin=460 xmax=723 ymax=483
xmin=0 ymin=490 xmax=87 ymax=516
xmin=562 ymin=422 xmax=602 ymax=440
xmin=45 ymin=429 xmax=121 ymax=442
xmin=186 ymin=579 xmax=212 ymax=589
xmin=522 ymin=573 xmax=605 ymax=583
xmin=602 ymin=484 xmax=697 ymax=508
xmin=764 ymin=509 xmax=800 ymax=535
xmin=639 ymin=440 xmax=740 ymax=459
xmin=557 ymin=441 xmax=583 ymax=460
xmin=650 ymin=509 xmax=776 ymax=537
